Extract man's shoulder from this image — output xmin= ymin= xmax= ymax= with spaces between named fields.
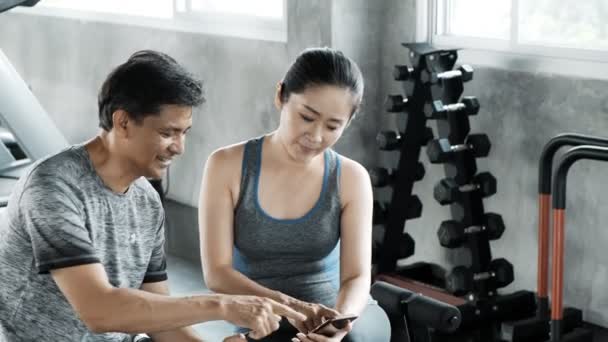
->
xmin=26 ymin=145 xmax=89 ymax=184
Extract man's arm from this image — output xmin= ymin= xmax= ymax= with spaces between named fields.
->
xmin=51 ymin=263 xmax=305 ymax=338
xmin=140 ymin=281 xmax=204 ymax=342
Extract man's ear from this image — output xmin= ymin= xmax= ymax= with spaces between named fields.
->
xmin=274 ymin=82 xmax=283 ymax=111
xmin=111 ymin=110 xmax=130 ymax=137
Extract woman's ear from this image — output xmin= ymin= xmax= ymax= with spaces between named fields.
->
xmin=274 ymin=82 xmax=284 ymax=110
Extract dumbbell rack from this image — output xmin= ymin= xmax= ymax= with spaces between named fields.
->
xmin=422 ymin=49 xmax=497 ymax=299
xmin=372 ymin=43 xmax=536 ymax=342
xmin=372 ymin=42 xmax=433 ymax=275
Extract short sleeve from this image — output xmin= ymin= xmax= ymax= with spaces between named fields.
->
xmin=142 ymin=212 xmax=167 ymax=283
xmin=19 ymin=179 xmax=100 ymax=274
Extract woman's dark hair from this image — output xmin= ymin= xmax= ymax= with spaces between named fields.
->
xmin=98 ymin=50 xmax=204 ymax=131
xmin=279 ymin=47 xmax=364 ymax=116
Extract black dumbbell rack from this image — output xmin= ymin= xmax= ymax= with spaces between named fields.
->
xmin=373 ymin=43 xmax=435 ymax=275
xmin=372 ymin=43 xmax=537 ymax=342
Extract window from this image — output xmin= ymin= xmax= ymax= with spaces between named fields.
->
xmin=426 ymin=0 xmax=608 ymax=79
xmin=189 ymin=0 xmax=283 ymax=19
xmin=37 ymin=0 xmax=172 ymax=18
xmin=12 ymin=0 xmax=287 ymax=42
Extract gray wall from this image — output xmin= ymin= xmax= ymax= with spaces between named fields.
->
xmin=1 ymin=0 xmax=607 ymax=327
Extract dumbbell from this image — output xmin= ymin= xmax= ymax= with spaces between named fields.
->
xmin=368 ymin=164 xmax=425 ymax=187
xmin=423 ymin=96 xmax=480 ymax=120
xmin=420 ymin=65 xmax=474 ymax=84
xmin=426 ymin=134 xmax=491 ymax=164
xmin=385 ymin=95 xmax=408 ymax=112
xmin=397 ymin=233 xmax=416 ymax=259
xmin=405 ymin=195 xmax=423 ymax=219
xmin=376 ymin=128 xmax=433 ymax=151
xmin=374 ymin=196 xmax=423 ymax=223
xmin=437 ymin=213 xmax=505 ymax=248
xmin=434 ymin=172 xmax=496 ymax=205
xmin=447 ymin=258 xmax=514 ymax=296
xmin=409 ymin=51 xmax=424 ymax=69
xmin=373 ymin=231 xmax=415 ymax=261
xmin=376 ymin=131 xmax=401 ymax=150
xmin=393 ymin=65 xmax=414 ymax=81
xmin=373 ymin=200 xmax=388 ymax=225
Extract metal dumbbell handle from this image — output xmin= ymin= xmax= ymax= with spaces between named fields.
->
xmin=464 ymin=225 xmax=486 ymax=234
xmin=457 ymin=183 xmax=480 ymax=192
xmin=447 ymin=143 xmax=470 ymax=153
xmin=441 ymin=102 xmax=466 ymax=113
xmin=472 ymin=271 xmax=495 ymax=281
xmin=437 ymin=69 xmax=464 ymax=80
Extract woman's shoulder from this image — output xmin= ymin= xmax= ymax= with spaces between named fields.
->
xmin=334 ymin=153 xmax=369 ymax=182
xmin=333 ymin=153 xmax=372 ymax=206
xmin=209 ymin=141 xmax=247 ymax=164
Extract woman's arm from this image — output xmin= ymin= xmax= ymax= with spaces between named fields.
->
xmin=334 ymin=157 xmax=374 ymax=316
xmin=198 ymin=147 xmax=296 ymax=305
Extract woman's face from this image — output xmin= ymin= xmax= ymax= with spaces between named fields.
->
xmin=276 ymin=84 xmax=356 ymax=163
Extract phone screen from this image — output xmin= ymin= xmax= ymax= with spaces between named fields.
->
xmin=309 ymin=315 xmax=358 ymax=334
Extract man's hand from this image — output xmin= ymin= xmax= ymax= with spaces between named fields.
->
xmin=220 ymin=295 xmax=306 ymax=339
xmin=286 ymin=300 xmax=341 ymax=334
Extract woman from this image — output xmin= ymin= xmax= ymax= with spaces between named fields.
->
xmin=199 ymin=47 xmax=390 ymax=342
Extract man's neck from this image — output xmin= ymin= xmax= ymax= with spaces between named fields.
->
xmin=85 ymin=134 xmax=139 ymax=194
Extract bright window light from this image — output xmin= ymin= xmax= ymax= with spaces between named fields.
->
xmin=446 ymin=0 xmax=510 ymax=39
xmin=519 ymin=0 xmax=608 ymax=50
xmin=38 ymin=0 xmax=173 ymax=18
xmin=429 ymin=0 xmax=608 ymax=79
xmin=190 ymin=0 xmax=283 ymax=18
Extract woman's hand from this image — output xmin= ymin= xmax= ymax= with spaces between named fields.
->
xmin=286 ymin=300 xmax=341 ymax=333
xmin=223 ymin=333 xmax=247 ymax=342
xmin=291 ymin=322 xmax=353 ymax=342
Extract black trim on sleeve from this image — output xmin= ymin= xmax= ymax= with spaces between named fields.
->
xmin=37 ymin=257 xmax=101 ymax=274
xmin=142 ymin=273 xmax=168 ymax=283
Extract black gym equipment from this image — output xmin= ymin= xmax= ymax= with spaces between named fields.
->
xmin=424 ymin=96 xmax=479 ymax=120
xmin=386 ymin=94 xmax=409 ymax=112
xmin=447 ymin=258 xmax=514 ymax=296
xmin=427 ymin=134 xmax=491 ymax=164
xmin=437 ymin=213 xmax=505 ymax=248
xmin=371 ymin=281 xmax=461 ymax=342
xmin=501 ymin=133 xmax=608 ymax=342
xmin=420 ymin=64 xmax=474 ymax=84
xmin=547 ymin=145 xmax=607 ymax=341
xmin=433 ymin=172 xmax=496 ymax=205
xmin=376 ymin=274 xmax=535 ymax=342
xmin=369 ymin=164 xmax=425 ymax=187
xmin=393 ymin=65 xmax=414 ymax=81
xmin=377 ymin=131 xmax=402 ymax=150
xmin=370 ymin=43 xmax=538 ymax=342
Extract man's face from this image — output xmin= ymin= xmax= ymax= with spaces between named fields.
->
xmin=122 ymin=104 xmax=193 ymax=179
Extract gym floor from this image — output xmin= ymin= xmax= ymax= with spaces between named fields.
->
xmin=166 ymin=255 xmax=608 ymax=342
xmin=166 ymin=255 xmax=235 ymax=341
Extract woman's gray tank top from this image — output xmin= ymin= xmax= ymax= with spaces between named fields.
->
xmin=233 ymin=136 xmax=342 ymax=307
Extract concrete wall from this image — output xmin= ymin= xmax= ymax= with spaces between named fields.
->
xmin=1 ymin=0 xmax=607 ymax=327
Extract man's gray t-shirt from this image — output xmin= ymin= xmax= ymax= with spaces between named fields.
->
xmin=0 ymin=145 xmax=167 ymax=341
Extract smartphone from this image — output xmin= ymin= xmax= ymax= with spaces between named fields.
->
xmin=309 ymin=314 xmax=358 ymax=334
